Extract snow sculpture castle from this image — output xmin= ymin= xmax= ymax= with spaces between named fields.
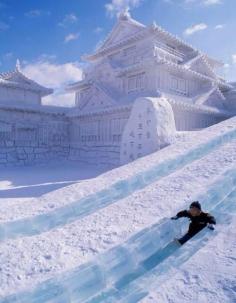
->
xmin=67 ymin=11 xmax=233 ymax=165
xmin=0 ymin=60 xmax=52 ymax=106
xmin=0 ymin=11 xmax=235 ymax=167
xmin=0 ymin=62 xmax=70 ymax=165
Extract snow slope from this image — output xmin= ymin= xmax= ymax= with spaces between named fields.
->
xmin=0 ymin=117 xmax=236 ymax=302
xmin=1 ymin=168 xmax=236 ymax=303
xmin=86 ymin=174 xmax=236 ymax=303
xmin=141 ymin=216 xmax=236 ymax=303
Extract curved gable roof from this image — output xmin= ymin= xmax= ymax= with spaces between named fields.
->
xmin=0 ymin=63 xmax=53 ymax=97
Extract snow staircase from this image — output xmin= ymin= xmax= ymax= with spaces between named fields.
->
xmin=2 ymin=169 xmax=236 ymax=303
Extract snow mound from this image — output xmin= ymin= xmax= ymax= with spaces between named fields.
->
xmin=120 ymin=97 xmax=176 ymax=165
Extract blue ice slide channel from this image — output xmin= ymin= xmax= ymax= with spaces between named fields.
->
xmin=1 ymin=128 xmax=236 ymax=243
xmin=100 ymin=196 xmax=236 ymax=303
xmin=88 ymin=172 xmax=236 ymax=303
xmin=1 ymin=168 xmax=236 ymax=303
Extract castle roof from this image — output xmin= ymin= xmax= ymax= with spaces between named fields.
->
xmin=68 ymin=93 xmax=232 ymax=118
xmin=0 ymin=60 xmax=53 ymax=97
xmin=83 ymin=12 xmax=222 ymax=68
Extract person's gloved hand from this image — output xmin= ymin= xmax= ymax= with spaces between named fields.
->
xmin=208 ymin=224 xmax=215 ymax=230
xmin=171 ymin=216 xmax=178 ymax=220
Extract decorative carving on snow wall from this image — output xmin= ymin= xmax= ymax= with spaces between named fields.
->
xmin=0 ymin=109 xmax=70 ymax=166
xmin=120 ymin=97 xmax=176 ymax=165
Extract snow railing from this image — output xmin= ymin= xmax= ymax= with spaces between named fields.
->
xmin=2 ymin=168 xmax=236 ymax=303
xmin=1 ymin=128 xmax=236 ymax=243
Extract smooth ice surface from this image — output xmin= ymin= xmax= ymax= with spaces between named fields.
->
xmin=88 ymin=170 xmax=236 ymax=303
xmin=2 ymin=168 xmax=236 ymax=303
xmin=1 ymin=127 xmax=236 ymax=243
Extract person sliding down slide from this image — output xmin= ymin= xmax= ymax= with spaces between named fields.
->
xmin=171 ymin=201 xmax=216 ymax=245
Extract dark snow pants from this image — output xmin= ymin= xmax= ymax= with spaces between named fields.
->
xmin=178 ymin=233 xmax=194 ymax=245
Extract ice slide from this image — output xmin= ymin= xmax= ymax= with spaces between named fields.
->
xmin=1 ymin=127 xmax=236 ymax=243
xmin=1 ymin=168 xmax=236 ymax=303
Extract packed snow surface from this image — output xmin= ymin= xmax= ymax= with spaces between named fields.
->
xmin=0 ymin=117 xmax=236 ymax=302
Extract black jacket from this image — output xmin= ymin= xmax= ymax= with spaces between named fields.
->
xmin=176 ymin=210 xmax=216 ymax=236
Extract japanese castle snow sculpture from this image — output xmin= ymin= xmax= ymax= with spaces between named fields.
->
xmin=0 ymin=12 xmax=235 ymax=167
xmin=67 ymin=11 xmax=234 ymax=165
xmin=0 ymin=61 xmax=70 ymax=166
xmin=0 ymin=60 xmax=52 ymax=106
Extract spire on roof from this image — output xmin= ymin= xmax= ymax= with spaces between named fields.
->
xmin=151 ymin=21 xmax=157 ymax=29
xmin=118 ymin=8 xmax=131 ymax=21
xmin=15 ymin=59 xmax=21 ymax=72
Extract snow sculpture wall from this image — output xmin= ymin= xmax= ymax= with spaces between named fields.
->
xmin=69 ymin=110 xmax=130 ymax=166
xmin=0 ymin=86 xmax=41 ymax=106
xmin=120 ymin=97 xmax=176 ymax=165
xmin=0 ymin=108 xmax=70 ymax=167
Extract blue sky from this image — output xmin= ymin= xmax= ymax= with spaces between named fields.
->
xmin=0 ymin=0 xmax=236 ymax=105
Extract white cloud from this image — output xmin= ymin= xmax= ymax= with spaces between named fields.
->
xmin=22 ymin=59 xmax=83 ymax=107
xmin=58 ymin=13 xmax=78 ymax=27
xmin=24 ymin=10 xmax=50 ymax=18
xmin=42 ymin=92 xmax=76 ymax=107
xmin=232 ymin=54 xmax=236 ymax=64
xmin=202 ymin=0 xmax=222 ymax=6
xmin=215 ymin=24 xmax=224 ymax=29
xmin=36 ymin=54 xmax=57 ymax=61
xmin=184 ymin=0 xmax=222 ymax=6
xmin=64 ymin=33 xmax=79 ymax=43
xmin=105 ymin=0 xmax=143 ymax=16
xmin=183 ymin=23 xmax=208 ymax=36
xmin=94 ymin=27 xmax=103 ymax=34
xmin=22 ymin=60 xmax=83 ymax=89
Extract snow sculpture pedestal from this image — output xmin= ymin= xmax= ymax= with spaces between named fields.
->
xmin=120 ymin=97 xmax=176 ymax=165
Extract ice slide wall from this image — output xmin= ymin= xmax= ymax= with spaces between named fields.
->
xmin=1 ymin=169 xmax=236 ymax=303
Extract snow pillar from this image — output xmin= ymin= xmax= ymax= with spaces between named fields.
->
xmin=120 ymin=97 xmax=176 ymax=165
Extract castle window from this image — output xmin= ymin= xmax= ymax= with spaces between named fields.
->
xmin=171 ymin=78 xmax=178 ymax=90
xmin=179 ymin=79 xmax=186 ymax=92
xmin=128 ymin=72 xmax=146 ymax=93
xmin=170 ymin=76 xmax=187 ymax=95
xmin=136 ymin=73 xmax=145 ymax=89
xmin=128 ymin=75 xmax=136 ymax=91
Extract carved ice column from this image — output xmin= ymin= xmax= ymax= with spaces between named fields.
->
xmin=120 ymin=97 xmax=176 ymax=165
